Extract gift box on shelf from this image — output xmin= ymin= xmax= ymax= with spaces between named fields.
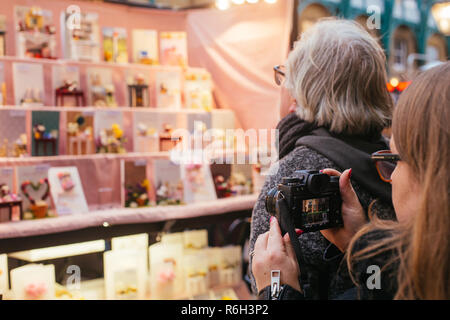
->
xmin=102 ymin=27 xmax=128 ymax=63
xmin=87 ymin=68 xmax=117 ymax=107
xmin=10 ymin=264 xmax=56 ymax=300
xmin=31 ymin=111 xmax=60 ymax=156
xmin=132 ymin=29 xmax=158 ymax=65
xmin=0 ymin=109 xmax=28 ymax=158
xmin=14 ymin=6 xmax=57 ymax=59
xmin=0 ymin=182 xmax=23 ymax=222
xmin=127 ymin=73 xmax=149 ymax=107
xmin=66 ymin=112 xmax=95 ymax=155
xmin=123 ymin=159 xmax=153 ymax=208
xmin=13 ymin=63 xmax=45 ymax=107
xmin=53 ymin=65 xmax=84 ymax=107
xmin=160 ymin=31 xmax=188 ymax=67
xmin=61 ymin=11 xmax=100 ymax=62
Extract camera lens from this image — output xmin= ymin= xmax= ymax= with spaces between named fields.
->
xmin=265 ymin=187 xmax=279 ymax=214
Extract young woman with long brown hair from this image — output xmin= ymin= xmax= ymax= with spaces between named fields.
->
xmin=252 ymin=62 xmax=450 ymax=300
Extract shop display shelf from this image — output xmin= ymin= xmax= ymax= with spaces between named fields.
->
xmin=0 ymin=194 xmax=257 ymax=254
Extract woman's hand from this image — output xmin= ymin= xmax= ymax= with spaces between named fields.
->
xmin=320 ymin=169 xmax=366 ymax=252
xmin=252 ymin=216 xmax=301 ymax=293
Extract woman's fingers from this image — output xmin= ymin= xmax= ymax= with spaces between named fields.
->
xmin=267 ymin=217 xmax=284 ymax=252
xmin=254 ymin=230 xmax=269 ymax=252
xmin=321 ymin=168 xmax=342 ymax=177
xmin=339 ymin=169 xmax=359 ymax=206
xmin=283 ymin=233 xmax=296 ymax=260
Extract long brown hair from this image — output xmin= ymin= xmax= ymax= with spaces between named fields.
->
xmin=346 ymin=62 xmax=450 ymax=299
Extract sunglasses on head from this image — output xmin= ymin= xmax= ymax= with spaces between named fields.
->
xmin=371 ymin=150 xmax=401 ymax=183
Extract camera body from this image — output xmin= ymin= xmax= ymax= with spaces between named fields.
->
xmin=265 ymin=170 xmax=343 ymax=233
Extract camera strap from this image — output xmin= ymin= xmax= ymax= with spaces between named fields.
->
xmin=276 ymin=197 xmax=311 ymax=298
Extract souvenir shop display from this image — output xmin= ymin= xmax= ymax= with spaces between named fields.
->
xmin=15 ymin=6 xmax=57 ymax=59
xmin=156 ymin=70 xmax=182 ymax=109
xmin=159 ymin=124 xmax=182 ymax=151
xmin=87 ymin=68 xmax=117 ymax=107
xmin=10 ymin=264 xmax=56 ymax=300
xmin=184 ymin=68 xmax=214 ymax=111
xmin=0 ymin=109 xmax=28 ymax=158
xmin=66 ymin=112 xmax=94 ymax=155
xmin=160 ymin=31 xmax=188 ymax=67
xmin=0 ymin=15 xmax=5 ymax=57
xmin=13 ymin=63 xmax=45 ymax=107
xmin=181 ymin=163 xmax=217 ymax=203
xmin=218 ymin=246 xmax=242 ymax=287
xmin=123 ymin=160 xmax=152 ymax=208
xmin=31 ymin=111 xmax=60 ymax=156
xmin=47 ymin=167 xmax=89 ymax=216
xmin=134 ymin=122 xmax=159 ymax=153
xmin=132 ymin=29 xmax=158 ymax=65
xmin=149 ymin=242 xmax=184 ymax=299
xmin=183 ymin=252 xmax=209 ymax=297
xmin=61 ymin=11 xmax=100 ymax=62
xmin=153 ymin=159 xmax=184 ymax=205
xmin=127 ymin=73 xmax=149 ymax=107
xmin=0 ymin=62 xmax=6 ymax=105
xmin=102 ymin=27 xmax=128 ymax=63
xmin=0 ymin=182 xmax=23 ymax=222
xmin=0 ymin=254 xmax=7 ymax=296
xmin=53 ymin=65 xmax=84 ymax=107
xmin=104 ymin=249 xmax=147 ymax=300
xmin=96 ymin=123 xmax=126 ymax=154
xmin=17 ymin=165 xmax=53 ymax=220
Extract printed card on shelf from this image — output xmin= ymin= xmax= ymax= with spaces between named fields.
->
xmin=0 ymin=62 xmax=6 ymax=105
xmin=31 ymin=111 xmax=60 ymax=156
xmin=219 ymin=246 xmax=242 ymax=287
xmin=149 ymin=242 xmax=184 ymax=299
xmin=123 ymin=160 xmax=152 ymax=208
xmin=102 ymin=27 xmax=128 ymax=63
xmin=48 ymin=167 xmax=89 ymax=216
xmin=86 ymin=67 xmax=116 ymax=107
xmin=205 ymin=247 xmax=222 ymax=288
xmin=0 ymin=254 xmax=8 ymax=296
xmin=133 ymin=112 xmax=160 ymax=153
xmin=0 ymin=167 xmax=20 ymax=222
xmin=184 ymin=68 xmax=214 ymax=111
xmin=126 ymin=69 xmax=150 ymax=107
xmin=183 ymin=251 xmax=209 ymax=298
xmin=132 ymin=29 xmax=158 ymax=65
xmin=180 ymin=163 xmax=217 ymax=204
xmin=152 ymin=159 xmax=183 ymax=205
xmin=160 ymin=31 xmax=188 ymax=67
xmin=156 ymin=70 xmax=182 ymax=109
xmin=12 ymin=62 xmax=45 ymax=106
xmin=161 ymin=232 xmax=184 ymax=245
xmin=111 ymin=233 xmax=149 ymax=251
xmin=94 ymin=110 xmax=126 ymax=154
xmin=66 ymin=111 xmax=95 ymax=155
xmin=61 ymin=11 xmax=100 ymax=62
xmin=16 ymin=165 xmax=53 ymax=219
xmin=104 ymin=249 xmax=147 ymax=300
xmin=0 ymin=109 xmax=27 ymax=158
xmin=10 ymin=264 xmax=56 ymax=300
xmin=0 ymin=16 xmax=5 ymax=57
xmin=52 ymin=65 xmax=81 ymax=107
xmin=14 ymin=6 xmax=57 ymax=59
xmin=183 ymin=229 xmax=208 ymax=250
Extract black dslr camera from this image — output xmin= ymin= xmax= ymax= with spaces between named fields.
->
xmin=265 ymin=170 xmax=343 ymax=233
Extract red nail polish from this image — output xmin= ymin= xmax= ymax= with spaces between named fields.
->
xmin=270 ymin=216 xmax=274 ymax=223
xmin=319 ymin=170 xmax=323 ymax=173
xmin=296 ymin=229 xmax=303 ymax=235
xmin=349 ymin=169 xmax=352 ymax=179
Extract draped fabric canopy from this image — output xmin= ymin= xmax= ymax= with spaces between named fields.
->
xmin=186 ymin=1 xmax=294 ymax=130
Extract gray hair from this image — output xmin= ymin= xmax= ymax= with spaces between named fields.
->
xmin=285 ymin=19 xmax=393 ymax=136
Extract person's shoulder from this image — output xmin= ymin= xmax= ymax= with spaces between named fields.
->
xmin=281 ymin=145 xmax=336 ymax=169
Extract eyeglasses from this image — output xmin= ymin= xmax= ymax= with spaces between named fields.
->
xmin=273 ymin=65 xmax=285 ymax=86
xmin=371 ymin=150 xmax=401 ymax=183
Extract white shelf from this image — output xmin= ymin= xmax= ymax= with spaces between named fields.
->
xmin=0 ymin=194 xmax=258 ymax=240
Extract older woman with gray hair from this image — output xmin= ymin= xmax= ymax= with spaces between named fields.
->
xmin=248 ymin=19 xmax=396 ymax=299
